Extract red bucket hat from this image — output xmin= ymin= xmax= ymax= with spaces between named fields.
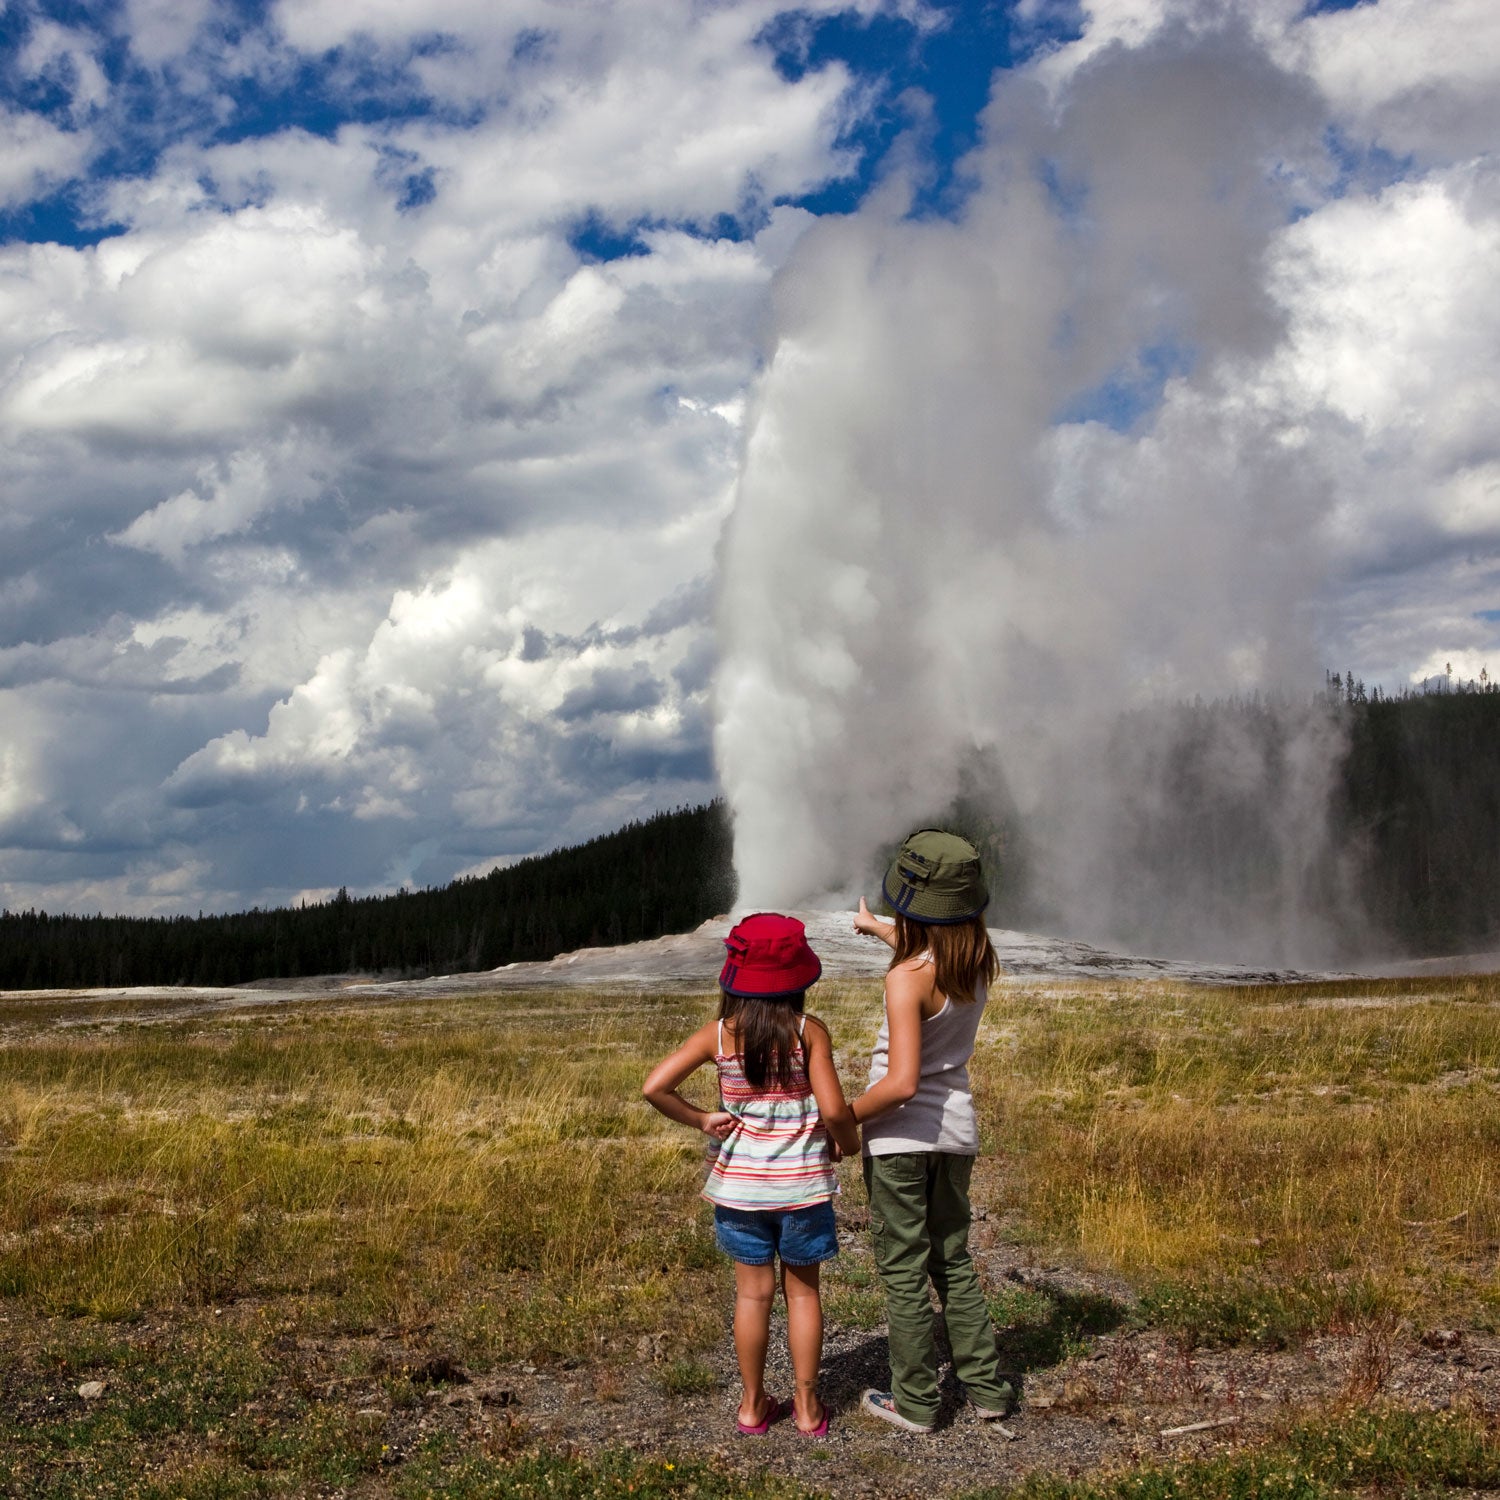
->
xmin=719 ymin=913 xmax=822 ymax=998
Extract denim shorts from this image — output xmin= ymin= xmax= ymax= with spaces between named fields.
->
xmin=712 ymin=1200 xmax=839 ymax=1267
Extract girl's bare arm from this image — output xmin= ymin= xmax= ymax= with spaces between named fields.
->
xmin=853 ymin=897 xmax=897 ymax=949
xmin=802 ymin=1016 xmax=860 ymax=1156
xmin=643 ymin=1021 xmax=733 ymax=1137
xmin=850 ymin=962 xmax=927 ymax=1125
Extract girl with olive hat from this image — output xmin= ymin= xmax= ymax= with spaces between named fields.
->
xmin=850 ymin=830 xmax=1016 ymax=1433
xmin=643 ymin=913 xmax=860 ymax=1437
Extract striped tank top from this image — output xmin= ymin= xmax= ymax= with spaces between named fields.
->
xmin=702 ymin=1017 xmax=839 ymax=1212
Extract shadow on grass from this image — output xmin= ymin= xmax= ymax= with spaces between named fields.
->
xmin=812 ymin=1281 xmax=1131 ymax=1427
xmin=989 ymin=1282 xmax=1130 ymax=1373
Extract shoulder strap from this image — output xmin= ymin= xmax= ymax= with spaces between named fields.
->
xmin=717 ymin=1019 xmax=724 ymax=1054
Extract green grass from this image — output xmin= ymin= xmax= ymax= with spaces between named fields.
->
xmin=394 ymin=1440 xmax=821 ymax=1499
xmin=659 ymin=1357 xmax=719 ymax=1396
xmin=987 ymin=1284 xmax=1129 ymax=1370
xmin=0 ymin=1321 xmax=380 ymax=1498
xmin=822 ymin=1256 xmax=886 ymax=1330
xmin=961 ymin=1406 xmax=1500 ymax=1500
xmin=0 ymin=992 xmax=726 ymax=1357
xmin=1134 ymin=1274 xmax=1398 ymax=1351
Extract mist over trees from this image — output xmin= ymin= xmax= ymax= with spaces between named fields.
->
xmin=870 ymin=681 xmax=1500 ymax=968
xmin=1019 ymin=679 xmax=1500 ymax=964
xmin=2 ymin=686 xmax=1498 ymax=989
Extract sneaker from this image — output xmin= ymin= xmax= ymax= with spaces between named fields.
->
xmin=968 ymin=1382 xmax=1016 ymax=1420
xmin=860 ymin=1389 xmax=934 ymax=1434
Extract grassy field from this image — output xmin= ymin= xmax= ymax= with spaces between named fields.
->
xmin=1 ymin=973 xmax=1498 ymax=1497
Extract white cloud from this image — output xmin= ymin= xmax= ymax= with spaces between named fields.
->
xmin=18 ymin=19 xmax=109 ymax=122
xmin=112 ymin=445 xmax=325 ymax=561
xmin=1294 ymin=0 xmax=1500 ymax=157
xmin=0 ymin=108 xmax=90 ymax=207
xmin=124 ymin=0 xmax=216 ymax=66
xmin=1410 ymin=650 xmax=1496 ymax=687
xmin=0 ymin=0 xmax=858 ymax=912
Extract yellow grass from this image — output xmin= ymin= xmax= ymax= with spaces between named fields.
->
xmin=1 ymin=971 xmax=1498 ymax=1363
xmin=973 ymin=976 xmax=1500 ymax=1329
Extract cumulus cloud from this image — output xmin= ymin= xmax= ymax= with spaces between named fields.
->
xmin=0 ymin=0 xmax=900 ymax=915
xmin=0 ymin=107 xmax=90 ymax=206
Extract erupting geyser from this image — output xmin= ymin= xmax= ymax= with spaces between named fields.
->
xmin=713 ymin=30 xmax=1365 ymax=966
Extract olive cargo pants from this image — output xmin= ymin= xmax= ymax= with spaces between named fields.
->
xmin=863 ymin=1152 xmax=1013 ymax=1426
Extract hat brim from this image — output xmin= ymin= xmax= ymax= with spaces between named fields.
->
xmin=881 ymin=868 xmax=989 ymax=925
xmin=719 ymin=953 xmax=823 ymax=997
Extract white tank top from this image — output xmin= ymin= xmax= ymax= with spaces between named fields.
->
xmin=862 ymin=967 xmax=987 ymax=1157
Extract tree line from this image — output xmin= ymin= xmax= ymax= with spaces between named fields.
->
xmin=3 ymin=684 xmax=1498 ymax=988
xmin=1336 ymin=678 xmax=1500 ymax=954
xmin=0 ymin=802 xmax=734 ymax=990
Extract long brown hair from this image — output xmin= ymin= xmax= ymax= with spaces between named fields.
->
xmin=890 ymin=913 xmax=998 ymax=1003
xmin=717 ymin=991 xmax=805 ymax=1089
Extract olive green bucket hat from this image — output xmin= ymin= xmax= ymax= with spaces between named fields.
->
xmin=881 ymin=829 xmax=990 ymax=924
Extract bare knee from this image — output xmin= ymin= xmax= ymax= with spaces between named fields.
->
xmin=735 ymin=1261 xmax=777 ymax=1310
xmin=781 ymin=1261 xmax=822 ymax=1304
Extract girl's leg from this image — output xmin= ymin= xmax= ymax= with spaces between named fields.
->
xmin=863 ymin=1153 xmax=941 ymax=1428
xmin=733 ymin=1259 xmax=778 ymax=1425
xmin=927 ymin=1155 xmax=1014 ymax=1413
xmin=781 ymin=1261 xmax=824 ymax=1430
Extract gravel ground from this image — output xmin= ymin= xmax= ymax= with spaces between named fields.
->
xmin=364 ymin=1231 xmax=1500 ymax=1500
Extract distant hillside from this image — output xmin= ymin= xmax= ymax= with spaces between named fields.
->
xmin=0 ymin=803 xmax=735 ymax=990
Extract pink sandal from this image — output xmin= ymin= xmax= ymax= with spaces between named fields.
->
xmin=797 ymin=1406 xmax=830 ymax=1437
xmin=735 ymin=1395 xmax=790 ymax=1436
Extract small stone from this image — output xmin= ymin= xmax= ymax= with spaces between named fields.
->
xmin=77 ymin=1381 xmax=106 ymax=1400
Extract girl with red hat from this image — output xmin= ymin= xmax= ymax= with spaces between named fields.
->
xmin=644 ymin=912 xmax=860 ymax=1437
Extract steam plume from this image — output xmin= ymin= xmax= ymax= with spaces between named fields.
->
xmin=715 ymin=28 xmax=1366 ymax=963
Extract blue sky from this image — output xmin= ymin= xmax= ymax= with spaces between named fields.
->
xmin=1 ymin=0 xmax=1498 ymax=917
xmin=2 ymin=1 xmax=1040 ymax=247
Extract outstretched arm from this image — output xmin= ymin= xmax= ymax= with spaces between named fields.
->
xmin=643 ymin=1021 xmax=734 ymax=1139
xmin=853 ymin=896 xmax=897 ymax=950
